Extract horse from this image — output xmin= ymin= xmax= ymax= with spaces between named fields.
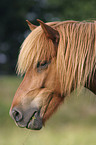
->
xmin=9 ymin=19 xmax=96 ymax=130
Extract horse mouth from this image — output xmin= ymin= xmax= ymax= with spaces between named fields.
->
xmin=26 ymin=110 xmax=43 ymax=130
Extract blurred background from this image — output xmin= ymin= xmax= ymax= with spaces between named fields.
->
xmin=0 ymin=0 xmax=96 ymax=145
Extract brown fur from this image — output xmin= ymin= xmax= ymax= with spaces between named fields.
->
xmin=10 ymin=20 xmax=96 ymax=128
xmin=43 ymin=93 xmax=64 ymax=123
xmin=17 ymin=20 xmax=96 ymax=95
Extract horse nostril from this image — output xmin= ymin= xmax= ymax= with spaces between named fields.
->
xmin=10 ymin=108 xmax=23 ymax=122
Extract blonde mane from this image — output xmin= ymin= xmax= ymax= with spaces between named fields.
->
xmin=17 ymin=20 xmax=96 ymax=95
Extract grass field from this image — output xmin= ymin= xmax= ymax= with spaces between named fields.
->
xmin=0 ymin=76 xmax=96 ymax=145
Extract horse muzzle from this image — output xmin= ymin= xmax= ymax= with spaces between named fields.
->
xmin=9 ymin=107 xmax=43 ymax=130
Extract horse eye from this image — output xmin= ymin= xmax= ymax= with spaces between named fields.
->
xmin=37 ymin=61 xmax=47 ymax=68
xmin=37 ymin=61 xmax=51 ymax=72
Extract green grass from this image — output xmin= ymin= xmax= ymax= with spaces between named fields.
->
xmin=0 ymin=76 xmax=96 ymax=145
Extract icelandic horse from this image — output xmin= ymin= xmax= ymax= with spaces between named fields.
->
xmin=10 ymin=19 xmax=96 ymax=130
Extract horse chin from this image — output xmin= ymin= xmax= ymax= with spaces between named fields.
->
xmin=26 ymin=111 xmax=43 ymax=130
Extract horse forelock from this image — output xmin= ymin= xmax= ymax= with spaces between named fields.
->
xmin=17 ymin=20 xmax=96 ymax=95
xmin=17 ymin=22 xmax=58 ymax=75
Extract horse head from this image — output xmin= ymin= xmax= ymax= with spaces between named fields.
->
xmin=9 ymin=19 xmax=96 ymax=130
xmin=9 ymin=20 xmax=64 ymax=130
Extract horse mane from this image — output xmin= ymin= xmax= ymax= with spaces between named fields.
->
xmin=17 ymin=20 xmax=96 ymax=95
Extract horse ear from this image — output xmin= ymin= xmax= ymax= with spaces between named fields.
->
xmin=37 ymin=19 xmax=59 ymax=44
xmin=26 ymin=20 xmax=37 ymax=31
